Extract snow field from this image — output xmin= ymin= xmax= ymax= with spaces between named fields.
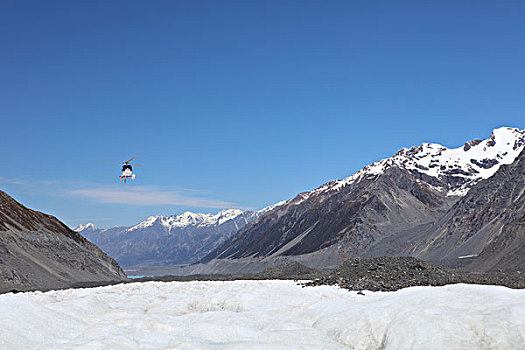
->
xmin=0 ymin=280 xmax=523 ymax=349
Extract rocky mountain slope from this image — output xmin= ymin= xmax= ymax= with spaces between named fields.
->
xmin=201 ymin=127 xmax=525 ymax=271
xmin=0 ymin=191 xmax=126 ymax=293
xmin=363 ymin=148 xmax=525 ymax=272
xmin=416 ymin=147 xmax=525 ymax=270
xmin=77 ymin=205 xmax=282 ymax=268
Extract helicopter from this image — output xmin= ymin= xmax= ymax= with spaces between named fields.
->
xmin=100 ymin=155 xmax=143 ymax=183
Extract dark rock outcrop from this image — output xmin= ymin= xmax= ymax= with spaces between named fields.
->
xmin=302 ymin=257 xmax=525 ymax=291
xmin=128 ymin=258 xmax=525 ymax=293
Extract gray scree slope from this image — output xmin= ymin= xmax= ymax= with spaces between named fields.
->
xmin=0 ymin=190 xmax=126 ymax=293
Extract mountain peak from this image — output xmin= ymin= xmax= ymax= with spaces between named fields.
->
xmin=74 ymin=223 xmax=98 ymax=232
xmin=128 ymin=209 xmax=249 ymax=232
xmin=312 ymin=127 xmax=525 ymax=197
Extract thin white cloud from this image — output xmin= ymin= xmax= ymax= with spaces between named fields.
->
xmin=65 ymin=217 xmax=114 ymax=222
xmin=69 ymin=185 xmax=245 ymax=209
xmin=0 ymin=177 xmax=30 ymax=186
xmin=0 ymin=176 xmax=250 ymax=210
xmin=0 ymin=176 xmax=60 ymax=188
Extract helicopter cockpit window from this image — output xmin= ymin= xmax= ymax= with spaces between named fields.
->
xmin=122 ymin=165 xmax=132 ymax=171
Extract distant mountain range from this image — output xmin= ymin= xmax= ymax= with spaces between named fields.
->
xmin=75 ymin=203 xmax=284 ymax=269
xmin=0 ymin=191 xmax=126 ymax=293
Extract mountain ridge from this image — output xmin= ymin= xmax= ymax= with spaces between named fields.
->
xmin=0 ymin=190 xmax=126 ymax=293
xmin=76 ymin=203 xmax=286 ymax=268
xmin=303 ymin=126 xmax=524 ymax=198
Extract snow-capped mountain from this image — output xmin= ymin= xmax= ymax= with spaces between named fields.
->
xmin=73 ymin=223 xmax=98 ymax=232
xmin=311 ymin=126 xmax=525 ymax=197
xmin=128 ymin=209 xmax=253 ymax=232
xmin=76 ymin=206 xmax=282 ymax=268
xmin=202 ymin=127 xmax=525 ymax=271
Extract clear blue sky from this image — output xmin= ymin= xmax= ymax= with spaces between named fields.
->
xmin=1 ymin=1 xmax=523 ymax=227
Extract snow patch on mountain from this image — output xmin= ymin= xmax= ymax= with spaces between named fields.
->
xmin=128 ymin=209 xmax=246 ymax=232
xmin=73 ymin=223 xmax=97 ymax=232
xmin=125 ymin=201 xmax=288 ymax=233
xmin=258 ymin=200 xmax=288 ymax=214
xmin=313 ymin=127 xmax=525 ymax=196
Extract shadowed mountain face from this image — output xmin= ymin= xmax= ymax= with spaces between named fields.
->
xmin=201 ymin=128 xmax=525 ymax=272
xmin=202 ymin=165 xmax=456 ymax=263
xmin=0 ymin=191 xmax=126 ymax=293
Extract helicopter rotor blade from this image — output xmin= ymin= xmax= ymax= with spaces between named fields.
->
xmin=124 ymin=155 xmax=138 ymax=164
xmin=130 ymin=163 xmax=143 ymax=166
xmin=98 ymin=162 xmax=120 ymax=165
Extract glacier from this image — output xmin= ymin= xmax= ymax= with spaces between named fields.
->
xmin=0 ymin=281 xmax=523 ymax=349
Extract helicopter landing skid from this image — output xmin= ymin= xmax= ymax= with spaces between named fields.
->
xmin=119 ymin=174 xmax=136 ymax=183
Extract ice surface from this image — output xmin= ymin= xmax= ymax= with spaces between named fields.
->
xmin=0 ymin=281 xmax=523 ymax=349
